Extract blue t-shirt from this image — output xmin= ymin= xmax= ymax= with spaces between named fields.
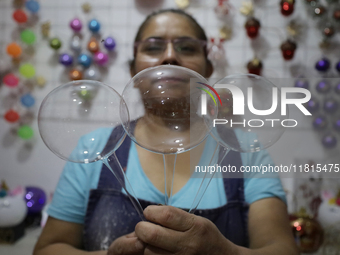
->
xmin=47 ymin=128 xmax=286 ymax=224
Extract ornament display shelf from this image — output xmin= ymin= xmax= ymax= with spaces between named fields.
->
xmin=0 ymin=227 xmax=42 ymax=255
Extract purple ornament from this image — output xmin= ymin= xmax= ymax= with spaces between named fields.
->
xmin=315 ymin=58 xmax=330 ymax=72
xmin=336 ymin=61 xmax=340 ymax=73
xmin=59 ymin=53 xmax=73 ymax=66
xmin=104 ymin=37 xmax=116 ymax=51
xmin=25 ymin=186 xmax=46 ymax=214
xmin=316 ymin=80 xmax=331 ymax=94
xmin=295 ymin=79 xmax=309 ymax=89
xmin=335 ymin=83 xmax=340 ymax=94
xmin=333 ymin=119 xmax=340 ymax=132
xmin=94 ymin=52 xmax=108 ymax=65
xmin=70 ymin=18 xmax=82 ymax=32
xmin=322 ymin=134 xmax=337 ymax=149
xmin=306 ymin=98 xmax=319 ymax=113
xmin=323 ymin=98 xmax=339 ymax=114
xmin=312 ymin=116 xmax=327 ymax=130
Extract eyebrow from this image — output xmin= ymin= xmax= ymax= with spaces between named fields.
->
xmin=143 ymin=36 xmax=197 ymax=40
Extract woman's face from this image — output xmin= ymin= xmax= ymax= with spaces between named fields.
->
xmin=131 ymin=12 xmax=213 ymax=78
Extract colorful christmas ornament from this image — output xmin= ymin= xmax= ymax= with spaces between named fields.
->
xmin=240 ymin=1 xmax=254 ymax=16
xmin=70 ymin=35 xmax=81 ymax=53
xmin=83 ymin=67 xmax=100 ymax=80
xmin=49 ymin=38 xmax=62 ymax=50
xmin=20 ymin=93 xmax=35 ymax=108
xmin=59 ymin=53 xmax=73 ymax=66
xmin=36 ymin=76 xmax=46 ymax=88
xmin=175 ymin=0 xmax=190 ymax=9
xmin=333 ymin=8 xmax=340 ymax=22
xmin=333 ymin=119 xmax=340 ymax=132
xmin=335 ymin=83 xmax=340 ymax=94
xmin=82 ymin=3 xmax=92 ymax=13
xmin=214 ymin=0 xmax=233 ymax=18
xmin=290 ymin=209 xmax=324 ymax=253
xmin=323 ymin=98 xmax=338 ymax=114
xmin=18 ymin=125 xmax=34 ymax=140
xmin=247 ymin=58 xmax=262 ymax=75
xmin=323 ymin=25 xmax=335 ymax=38
xmin=305 ymin=98 xmax=319 ymax=113
xmin=312 ymin=115 xmax=327 ymax=130
xmin=19 ymin=63 xmax=35 ymax=78
xmin=316 ymin=80 xmax=331 ymax=94
xmin=335 ymin=61 xmax=340 ymax=73
xmin=6 ymin=42 xmax=22 ymax=58
xmin=78 ymin=54 xmax=92 ymax=68
xmin=20 ymin=29 xmax=36 ymax=45
xmin=13 ymin=9 xmax=28 ymax=23
xmin=94 ymin=52 xmax=108 ymax=66
xmin=4 ymin=110 xmax=20 ymax=123
xmin=280 ymin=40 xmax=297 ymax=60
xmin=88 ymin=19 xmax=100 ymax=33
xmin=313 ymin=5 xmax=326 ymax=17
xmin=3 ymin=73 xmax=20 ymax=87
xmin=287 ymin=20 xmax=302 ymax=37
xmin=25 ymin=0 xmax=40 ymax=13
xmin=219 ymin=26 xmax=232 ymax=40
xmin=322 ymin=134 xmax=337 ymax=148
xmin=280 ymin=0 xmax=295 ymax=16
xmin=295 ymin=79 xmax=309 ymax=89
xmin=70 ymin=18 xmax=82 ymax=32
xmin=78 ymin=89 xmax=93 ymax=100
xmin=87 ymin=37 xmax=99 ymax=53
xmin=104 ymin=37 xmax=116 ymax=51
xmin=315 ymin=58 xmax=330 ymax=72
xmin=41 ymin=21 xmax=51 ymax=37
xmin=69 ymin=69 xmax=82 ymax=81
xmin=245 ymin=17 xmax=260 ymax=39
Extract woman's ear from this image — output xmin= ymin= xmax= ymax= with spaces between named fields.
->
xmin=205 ymin=59 xmax=214 ymax=78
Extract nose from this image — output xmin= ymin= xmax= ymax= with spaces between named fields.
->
xmin=159 ymin=42 xmax=180 ymax=65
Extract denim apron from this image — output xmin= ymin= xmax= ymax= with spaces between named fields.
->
xmin=83 ymin=126 xmax=249 ymax=251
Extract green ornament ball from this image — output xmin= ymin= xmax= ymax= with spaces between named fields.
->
xmin=78 ymin=89 xmax=93 ymax=100
xmin=18 ymin=125 xmax=34 ymax=140
xmin=49 ymin=37 xmax=62 ymax=50
xmin=20 ymin=29 xmax=36 ymax=45
xmin=19 ymin=63 xmax=36 ymax=78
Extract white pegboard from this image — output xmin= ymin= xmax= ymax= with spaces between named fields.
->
xmin=0 ymin=0 xmax=339 ymax=203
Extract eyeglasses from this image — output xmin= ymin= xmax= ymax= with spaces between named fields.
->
xmin=134 ymin=38 xmax=207 ymax=59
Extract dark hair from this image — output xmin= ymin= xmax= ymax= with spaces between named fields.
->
xmin=130 ymin=9 xmax=208 ymax=69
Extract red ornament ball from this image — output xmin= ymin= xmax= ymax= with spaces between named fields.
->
xmin=4 ymin=110 xmax=20 ymax=123
xmin=245 ymin=17 xmax=261 ymax=39
xmin=280 ymin=0 xmax=295 ymax=16
xmin=3 ymin=73 xmax=20 ymax=87
xmin=13 ymin=9 xmax=28 ymax=23
xmin=280 ymin=40 xmax=297 ymax=60
xmin=247 ymin=58 xmax=263 ymax=75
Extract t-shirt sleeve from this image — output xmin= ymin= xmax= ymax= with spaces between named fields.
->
xmin=242 ymin=150 xmax=287 ymax=205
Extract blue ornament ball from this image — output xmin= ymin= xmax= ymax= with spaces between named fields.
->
xmin=315 ymin=58 xmax=330 ymax=72
xmin=312 ymin=115 xmax=327 ymax=130
xmin=336 ymin=61 xmax=340 ymax=73
xmin=306 ymin=98 xmax=319 ymax=113
xmin=25 ymin=0 xmax=40 ymax=13
xmin=322 ymin=134 xmax=337 ymax=149
xmin=333 ymin=119 xmax=340 ymax=132
xmin=88 ymin=19 xmax=101 ymax=33
xmin=104 ymin=37 xmax=116 ymax=51
xmin=59 ymin=53 xmax=73 ymax=66
xmin=316 ymin=80 xmax=331 ymax=94
xmin=78 ymin=54 xmax=92 ymax=68
xmin=323 ymin=98 xmax=338 ymax=114
xmin=21 ymin=93 xmax=35 ymax=107
xmin=25 ymin=186 xmax=46 ymax=214
xmin=335 ymin=83 xmax=340 ymax=94
xmin=295 ymin=79 xmax=309 ymax=89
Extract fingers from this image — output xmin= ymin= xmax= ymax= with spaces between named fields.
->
xmin=107 ymin=233 xmax=145 ymax=255
xmin=135 ymin=221 xmax=183 ymax=252
xmin=144 ymin=245 xmax=172 ymax=255
xmin=143 ymin=205 xmax=195 ymax=232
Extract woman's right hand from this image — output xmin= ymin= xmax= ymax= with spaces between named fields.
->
xmin=107 ymin=232 xmax=145 ymax=255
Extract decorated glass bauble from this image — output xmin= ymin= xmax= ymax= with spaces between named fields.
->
xmin=290 ymin=212 xmax=323 ymax=253
xmin=322 ymin=134 xmax=337 ymax=148
xmin=104 ymin=37 xmax=116 ymax=51
xmin=19 ymin=63 xmax=35 ymax=78
xmin=69 ymin=69 xmax=82 ymax=81
xmin=323 ymin=98 xmax=338 ymax=114
xmin=20 ymin=29 xmax=36 ymax=45
xmin=49 ymin=38 xmax=62 ymax=50
xmin=6 ymin=42 xmax=22 ymax=58
xmin=4 ymin=110 xmax=20 ymax=123
xmin=280 ymin=39 xmax=297 ymax=60
xmin=280 ymin=0 xmax=295 ymax=16
xmin=245 ymin=17 xmax=260 ymax=39
xmin=315 ymin=58 xmax=330 ymax=72
xmin=25 ymin=0 xmax=40 ymax=13
xmin=13 ymin=9 xmax=28 ymax=23
xmin=94 ymin=52 xmax=108 ymax=66
xmin=3 ymin=73 xmax=20 ymax=87
xmin=313 ymin=115 xmax=327 ymax=130
xmin=18 ymin=125 xmax=34 ymax=140
xmin=247 ymin=58 xmax=262 ymax=75
xmin=78 ymin=54 xmax=92 ymax=68
xmin=316 ymin=80 xmax=331 ymax=94
xmin=21 ymin=93 xmax=35 ymax=108
xmin=83 ymin=67 xmax=101 ymax=80
xmin=70 ymin=18 xmax=82 ymax=32
xmin=87 ymin=37 xmax=99 ymax=53
xmin=59 ymin=53 xmax=73 ymax=66
xmin=295 ymin=79 xmax=309 ymax=89
xmin=305 ymin=98 xmax=319 ymax=113
xmin=88 ymin=19 xmax=100 ymax=33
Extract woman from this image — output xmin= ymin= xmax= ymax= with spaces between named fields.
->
xmin=33 ymin=9 xmax=299 ymax=255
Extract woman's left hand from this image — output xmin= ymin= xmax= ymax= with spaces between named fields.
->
xmin=135 ymin=205 xmax=239 ymax=255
